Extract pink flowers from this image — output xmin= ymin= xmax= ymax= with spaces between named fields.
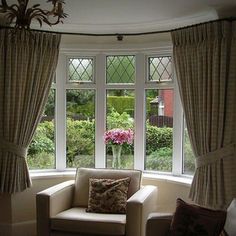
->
xmin=104 ymin=128 xmax=134 ymax=145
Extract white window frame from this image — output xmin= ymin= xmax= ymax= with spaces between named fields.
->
xmin=143 ymin=53 xmax=183 ymax=175
xmin=36 ymin=47 xmax=184 ymax=176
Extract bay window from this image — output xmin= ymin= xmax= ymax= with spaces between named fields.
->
xmin=28 ymin=49 xmax=193 ymax=177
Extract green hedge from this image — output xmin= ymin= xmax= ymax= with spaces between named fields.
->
xmin=107 ymin=96 xmax=134 ymax=115
xmin=66 ymin=96 xmax=153 ymax=119
xmin=146 ymin=123 xmax=173 ymax=155
xmin=145 ymin=147 xmax=172 ymax=172
xmin=28 ymin=121 xmax=54 ymax=156
xmin=66 ymin=119 xmax=95 ymax=167
xmin=107 ymin=96 xmax=153 ymax=115
xmin=27 ymin=111 xmax=195 ymax=171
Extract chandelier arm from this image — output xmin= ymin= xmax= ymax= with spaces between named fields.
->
xmin=5 ymin=14 xmax=15 ymax=22
xmin=0 ymin=0 xmax=67 ymax=30
xmin=29 ymin=7 xmax=65 ymax=26
xmin=28 ymin=11 xmax=58 ymax=26
xmin=32 ymin=4 xmax=40 ymax=8
xmin=26 ymin=7 xmax=47 ymax=19
xmin=30 ymin=13 xmax=49 ymax=23
xmin=0 ymin=0 xmax=9 ymax=9
xmin=44 ymin=15 xmax=61 ymax=26
xmin=34 ymin=17 xmax=43 ymax=27
xmin=6 ymin=8 xmax=20 ymax=18
xmin=45 ymin=17 xmax=61 ymax=26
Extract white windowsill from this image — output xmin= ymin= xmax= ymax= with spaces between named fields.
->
xmin=143 ymin=172 xmax=192 ymax=186
xmin=30 ymin=170 xmax=192 ymax=186
xmin=30 ymin=170 xmax=76 ymax=179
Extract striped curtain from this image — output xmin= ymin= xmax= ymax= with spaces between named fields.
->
xmin=171 ymin=20 xmax=236 ymax=209
xmin=0 ymin=28 xmax=61 ymax=193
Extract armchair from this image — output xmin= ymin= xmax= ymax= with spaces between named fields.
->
xmin=36 ymin=168 xmax=157 ymax=236
xmin=146 ymin=213 xmax=173 ymax=236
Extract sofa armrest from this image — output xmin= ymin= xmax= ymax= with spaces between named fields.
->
xmin=36 ymin=180 xmax=75 ymax=236
xmin=126 ymin=185 xmax=158 ymax=236
xmin=146 ymin=213 xmax=173 ymax=236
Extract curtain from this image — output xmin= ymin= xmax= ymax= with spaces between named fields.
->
xmin=171 ymin=20 xmax=236 ymax=209
xmin=0 ymin=28 xmax=61 ymax=193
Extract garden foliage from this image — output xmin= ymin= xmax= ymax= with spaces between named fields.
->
xmin=27 ymin=95 xmax=195 ymax=172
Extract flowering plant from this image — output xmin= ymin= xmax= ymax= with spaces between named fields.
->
xmin=104 ymin=128 xmax=134 ymax=145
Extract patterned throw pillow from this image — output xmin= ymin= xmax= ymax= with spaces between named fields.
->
xmin=169 ymin=198 xmax=227 ymax=236
xmin=86 ymin=177 xmax=130 ymax=214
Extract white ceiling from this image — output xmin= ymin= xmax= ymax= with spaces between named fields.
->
xmin=2 ymin=0 xmax=236 ymax=35
xmin=27 ymin=0 xmax=236 ymax=34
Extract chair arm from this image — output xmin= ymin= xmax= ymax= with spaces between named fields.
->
xmin=146 ymin=213 xmax=173 ymax=236
xmin=36 ymin=180 xmax=75 ymax=236
xmin=126 ymin=185 xmax=158 ymax=236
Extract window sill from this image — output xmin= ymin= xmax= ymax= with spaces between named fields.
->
xmin=30 ymin=170 xmax=75 ymax=179
xmin=143 ymin=172 xmax=192 ymax=186
xmin=30 ymin=170 xmax=192 ymax=186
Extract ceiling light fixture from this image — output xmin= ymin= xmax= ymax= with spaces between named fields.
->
xmin=0 ymin=0 xmax=67 ymax=30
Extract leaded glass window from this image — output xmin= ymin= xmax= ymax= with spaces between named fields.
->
xmin=106 ymin=56 xmax=135 ymax=84
xmin=148 ymin=56 xmax=172 ymax=82
xmin=68 ymin=58 xmax=94 ymax=82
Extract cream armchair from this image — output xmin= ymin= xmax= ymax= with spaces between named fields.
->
xmin=146 ymin=213 xmax=173 ymax=236
xmin=36 ymin=168 xmax=157 ymax=236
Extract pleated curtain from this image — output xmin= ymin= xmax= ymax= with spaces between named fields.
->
xmin=171 ymin=20 xmax=236 ymax=209
xmin=0 ymin=28 xmax=61 ymax=193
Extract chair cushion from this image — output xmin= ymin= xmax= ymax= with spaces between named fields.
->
xmin=51 ymin=207 xmax=126 ymax=235
xmin=169 ymin=198 xmax=226 ymax=236
xmin=73 ymin=168 xmax=141 ymax=207
xmin=86 ymin=177 xmax=130 ymax=214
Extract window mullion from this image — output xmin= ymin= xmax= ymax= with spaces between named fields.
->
xmin=95 ymin=54 xmax=106 ymax=168
xmin=134 ymin=53 xmax=145 ymax=170
xmin=172 ymin=72 xmax=183 ymax=175
xmin=55 ymin=54 xmax=67 ymax=170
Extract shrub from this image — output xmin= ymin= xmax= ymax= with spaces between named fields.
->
xmin=107 ymin=109 xmax=134 ymax=130
xmin=28 ymin=113 xmax=174 ymax=171
xmin=145 ymin=147 xmax=172 ymax=171
xmin=146 ymin=123 xmax=173 ymax=155
xmin=67 ymin=155 xmax=94 ymax=168
xmin=66 ymin=119 xmax=95 ymax=167
xmin=183 ymin=140 xmax=195 ymax=174
xmin=107 ymin=96 xmax=153 ymax=116
xmin=28 ymin=121 xmax=54 ymax=156
xmin=107 ymin=96 xmax=134 ymax=116
xmin=27 ymin=153 xmax=54 ymax=169
xmin=67 ymin=102 xmax=95 ymax=119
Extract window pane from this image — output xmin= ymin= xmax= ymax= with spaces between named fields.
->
xmin=148 ymin=56 xmax=172 ymax=82
xmin=68 ymin=58 xmax=93 ymax=82
xmin=66 ymin=90 xmax=95 ymax=168
xmin=28 ymin=89 xmax=55 ymax=169
xmin=106 ymin=90 xmax=134 ymax=169
xmin=106 ymin=56 xmax=135 ymax=84
xmin=183 ymin=121 xmax=195 ymax=174
xmin=145 ymin=89 xmax=173 ymax=172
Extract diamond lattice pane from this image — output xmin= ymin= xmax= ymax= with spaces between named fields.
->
xmin=69 ymin=58 xmax=93 ymax=82
xmin=106 ymin=56 xmax=135 ymax=84
xmin=148 ymin=56 xmax=172 ymax=82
